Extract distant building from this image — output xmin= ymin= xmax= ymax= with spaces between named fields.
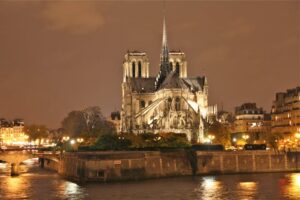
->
xmin=0 ymin=119 xmax=28 ymax=146
xmin=217 ymin=110 xmax=234 ymax=125
xmin=108 ymin=111 xmax=121 ymax=133
xmin=232 ymin=103 xmax=271 ymax=144
xmin=271 ymin=86 xmax=300 ymax=136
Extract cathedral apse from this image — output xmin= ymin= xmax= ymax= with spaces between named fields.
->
xmin=120 ymin=18 xmax=215 ymax=143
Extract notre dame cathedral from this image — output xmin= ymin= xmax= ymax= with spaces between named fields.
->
xmin=120 ymin=18 xmax=215 ymax=143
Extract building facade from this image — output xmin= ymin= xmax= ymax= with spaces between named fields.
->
xmin=232 ymin=103 xmax=271 ymax=144
xmin=120 ymin=19 xmax=214 ymax=142
xmin=271 ymin=87 xmax=300 ymax=136
xmin=0 ymin=119 xmax=28 ymax=146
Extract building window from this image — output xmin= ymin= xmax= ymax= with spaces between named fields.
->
xmin=170 ymin=62 xmax=173 ymax=71
xmin=167 ymin=97 xmax=172 ymax=109
xmin=138 ymin=61 xmax=142 ymax=77
xmin=132 ymin=62 xmax=136 ymax=77
xmin=175 ymin=97 xmax=180 ymax=111
xmin=149 ymin=100 xmax=152 ymax=105
xmin=140 ymin=100 xmax=145 ymax=108
xmin=176 ymin=62 xmax=180 ymax=74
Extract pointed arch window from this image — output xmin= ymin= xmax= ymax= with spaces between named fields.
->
xmin=140 ymin=100 xmax=145 ymax=108
xmin=170 ymin=62 xmax=173 ymax=71
xmin=138 ymin=61 xmax=142 ymax=77
xmin=175 ymin=97 xmax=180 ymax=111
xmin=132 ymin=62 xmax=136 ymax=77
xmin=167 ymin=97 xmax=172 ymax=110
xmin=176 ymin=62 xmax=180 ymax=74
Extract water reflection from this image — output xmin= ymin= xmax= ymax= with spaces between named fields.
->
xmin=283 ymin=173 xmax=300 ymax=199
xmin=2 ymin=177 xmax=29 ymax=199
xmin=195 ymin=176 xmax=223 ymax=200
xmin=238 ymin=181 xmax=257 ymax=199
xmin=0 ymin=170 xmax=300 ymax=199
xmin=58 ymin=181 xmax=87 ymax=199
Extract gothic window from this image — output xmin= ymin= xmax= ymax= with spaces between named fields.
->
xmin=175 ymin=97 xmax=180 ymax=111
xmin=132 ymin=61 xmax=136 ymax=77
xmin=176 ymin=62 xmax=180 ymax=74
xmin=138 ymin=61 xmax=142 ymax=77
xmin=140 ymin=100 xmax=145 ymax=108
xmin=167 ymin=97 xmax=172 ymax=109
xmin=170 ymin=62 xmax=173 ymax=71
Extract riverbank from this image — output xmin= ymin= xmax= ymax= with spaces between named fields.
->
xmin=49 ymin=150 xmax=300 ymax=183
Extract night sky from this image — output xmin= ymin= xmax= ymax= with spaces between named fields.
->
xmin=0 ymin=1 xmax=299 ymax=128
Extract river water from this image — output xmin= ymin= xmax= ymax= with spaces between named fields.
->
xmin=0 ymin=160 xmax=300 ymax=200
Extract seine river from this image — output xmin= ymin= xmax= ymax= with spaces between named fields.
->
xmin=0 ymin=159 xmax=300 ymax=200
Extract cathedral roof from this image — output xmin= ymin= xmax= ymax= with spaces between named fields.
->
xmin=129 ymin=78 xmax=156 ymax=93
xmin=158 ymin=71 xmax=189 ymax=90
xmin=158 ymin=71 xmax=206 ymax=92
xmin=128 ymin=75 xmax=206 ymax=93
xmin=183 ymin=77 xmax=206 ymax=92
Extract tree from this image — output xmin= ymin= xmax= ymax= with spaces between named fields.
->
xmin=61 ymin=111 xmax=86 ymax=138
xmin=206 ymin=119 xmax=231 ymax=147
xmin=61 ymin=106 xmax=116 ymax=144
xmin=94 ymin=134 xmax=131 ymax=150
xmin=24 ymin=124 xmax=49 ymax=141
xmin=158 ymin=133 xmax=190 ymax=148
xmin=266 ymin=132 xmax=284 ymax=151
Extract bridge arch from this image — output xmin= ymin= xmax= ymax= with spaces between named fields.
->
xmin=0 ymin=151 xmax=60 ymax=176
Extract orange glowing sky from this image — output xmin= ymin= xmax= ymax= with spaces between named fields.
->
xmin=0 ymin=1 xmax=299 ymax=128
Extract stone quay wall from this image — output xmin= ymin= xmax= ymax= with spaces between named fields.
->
xmin=196 ymin=151 xmax=300 ymax=174
xmin=57 ymin=150 xmax=300 ymax=182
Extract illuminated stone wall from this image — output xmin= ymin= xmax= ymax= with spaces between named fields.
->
xmin=58 ymin=151 xmax=300 ymax=183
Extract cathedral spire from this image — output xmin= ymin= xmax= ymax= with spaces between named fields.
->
xmin=160 ymin=16 xmax=171 ymax=75
xmin=162 ymin=16 xmax=167 ymax=51
xmin=155 ymin=15 xmax=172 ymax=90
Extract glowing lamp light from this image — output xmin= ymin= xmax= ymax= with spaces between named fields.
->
xmin=70 ymin=140 xmax=76 ymax=145
xmin=76 ymin=138 xmax=84 ymax=143
xmin=295 ymin=133 xmax=300 ymax=139
xmin=242 ymin=135 xmax=249 ymax=140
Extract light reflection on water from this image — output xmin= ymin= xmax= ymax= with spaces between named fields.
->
xmin=0 ymin=162 xmax=300 ymax=200
xmin=283 ymin=173 xmax=300 ymax=199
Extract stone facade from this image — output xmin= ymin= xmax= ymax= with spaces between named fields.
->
xmin=271 ymin=87 xmax=300 ymax=136
xmin=0 ymin=119 xmax=28 ymax=146
xmin=120 ymin=18 xmax=213 ymax=143
xmin=232 ymin=103 xmax=271 ymax=144
xmin=58 ymin=151 xmax=300 ymax=183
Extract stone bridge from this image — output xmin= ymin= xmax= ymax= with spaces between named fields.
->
xmin=0 ymin=151 xmax=60 ymax=176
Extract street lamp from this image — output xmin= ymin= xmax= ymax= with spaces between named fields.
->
xmin=62 ymin=136 xmax=70 ymax=142
xmin=208 ymin=135 xmax=215 ymax=141
xmin=76 ymin=138 xmax=84 ymax=143
xmin=242 ymin=134 xmax=249 ymax=140
xmin=70 ymin=139 xmax=76 ymax=145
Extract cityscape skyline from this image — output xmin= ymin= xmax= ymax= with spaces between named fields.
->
xmin=0 ymin=1 xmax=299 ymax=128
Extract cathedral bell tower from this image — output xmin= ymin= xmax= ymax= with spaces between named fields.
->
xmin=122 ymin=51 xmax=149 ymax=82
